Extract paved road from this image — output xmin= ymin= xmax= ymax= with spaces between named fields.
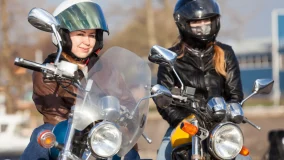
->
xmin=137 ymin=110 xmax=284 ymax=160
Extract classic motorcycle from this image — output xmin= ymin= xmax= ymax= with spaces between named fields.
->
xmin=14 ymin=8 xmax=169 ymax=160
xmin=148 ymin=45 xmax=274 ymax=160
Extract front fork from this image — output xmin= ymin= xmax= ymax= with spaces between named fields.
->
xmin=191 ymin=119 xmax=203 ymax=160
xmin=190 ymin=119 xmax=209 ymax=160
xmin=59 ymin=106 xmax=80 ymax=160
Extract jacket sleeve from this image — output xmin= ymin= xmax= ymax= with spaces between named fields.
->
xmin=154 ymin=65 xmax=191 ymax=127
xmin=224 ymin=46 xmax=244 ymax=103
xmin=32 ymin=71 xmax=75 ymax=124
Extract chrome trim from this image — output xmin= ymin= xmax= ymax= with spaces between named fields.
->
xmin=28 ymin=7 xmax=59 ymax=32
xmin=208 ymin=122 xmax=244 ymax=160
xmin=227 ymin=103 xmax=244 ymax=124
xmin=191 ymin=119 xmax=201 ymax=160
xmin=151 ymin=45 xmax=177 ymax=67
xmin=60 ymin=106 xmax=76 ymax=160
xmin=87 ymin=121 xmax=122 ymax=158
xmin=207 ymin=97 xmax=227 ymax=113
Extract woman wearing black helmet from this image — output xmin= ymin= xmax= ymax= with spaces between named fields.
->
xmin=155 ymin=0 xmax=243 ymax=159
xmin=20 ymin=1 xmax=139 ymax=159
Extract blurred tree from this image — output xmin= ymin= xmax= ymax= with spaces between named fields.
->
xmin=103 ymin=0 xmax=178 ymax=87
xmin=1 ymin=0 xmax=15 ymax=113
xmin=104 ymin=0 xmax=178 ymax=57
xmin=0 ymin=0 xmax=54 ymax=113
xmin=214 ymin=0 xmax=265 ymax=41
xmin=158 ymin=0 xmax=174 ymax=47
xmin=146 ymin=0 xmax=157 ymax=48
xmin=104 ymin=0 xmax=265 ymax=57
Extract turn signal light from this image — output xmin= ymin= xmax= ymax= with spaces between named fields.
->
xmin=180 ymin=121 xmax=198 ymax=136
xmin=240 ymin=146 xmax=250 ymax=156
xmin=37 ymin=130 xmax=56 ymax=148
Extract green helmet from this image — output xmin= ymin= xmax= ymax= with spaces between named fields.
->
xmin=52 ymin=0 xmax=109 ymax=60
xmin=53 ymin=0 xmax=109 ymax=33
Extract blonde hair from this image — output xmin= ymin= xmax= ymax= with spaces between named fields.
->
xmin=175 ymin=40 xmax=227 ymax=77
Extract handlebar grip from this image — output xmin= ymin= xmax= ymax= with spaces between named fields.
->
xmin=14 ymin=57 xmax=44 ymax=72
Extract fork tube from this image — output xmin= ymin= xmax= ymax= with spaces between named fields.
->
xmin=60 ymin=106 xmax=76 ymax=160
xmin=191 ymin=120 xmax=201 ymax=160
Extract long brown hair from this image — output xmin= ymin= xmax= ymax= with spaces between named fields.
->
xmin=213 ymin=43 xmax=226 ymax=77
xmin=175 ymin=40 xmax=227 ymax=77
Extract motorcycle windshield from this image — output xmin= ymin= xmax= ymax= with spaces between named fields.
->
xmin=73 ymin=47 xmax=151 ymax=156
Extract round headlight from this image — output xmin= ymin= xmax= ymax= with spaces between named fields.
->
xmin=88 ymin=122 xmax=122 ymax=158
xmin=209 ymin=123 xmax=243 ymax=159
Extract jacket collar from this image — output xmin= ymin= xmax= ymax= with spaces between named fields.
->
xmin=184 ymin=45 xmax=214 ymax=58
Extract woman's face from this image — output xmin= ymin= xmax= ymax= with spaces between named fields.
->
xmin=70 ymin=29 xmax=96 ymax=58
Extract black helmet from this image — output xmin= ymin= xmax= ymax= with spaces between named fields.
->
xmin=52 ymin=0 xmax=109 ymax=61
xmin=173 ymin=0 xmax=221 ymax=49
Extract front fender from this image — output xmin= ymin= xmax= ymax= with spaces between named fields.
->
xmin=49 ymin=120 xmax=68 ymax=159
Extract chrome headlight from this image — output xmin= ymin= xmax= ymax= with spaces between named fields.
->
xmin=208 ymin=122 xmax=243 ymax=160
xmin=207 ymin=97 xmax=227 ymax=121
xmin=88 ymin=122 xmax=122 ymax=158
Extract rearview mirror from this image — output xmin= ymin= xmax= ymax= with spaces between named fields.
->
xmin=151 ymin=84 xmax=172 ymax=109
xmin=28 ymin=7 xmax=62 ymax=65
xmin=130 ymin=84 xmax=173 ymax=117
xmin=151 ymin=84 xmax=172 ymax=98
xmin=28 ymin=8 xmax=59 ymax=32
xmin=148 ymin=45 xmax=177 ymax=67
xmin=252 ymin=79 xmax=274 ymax=94
xmin=148 ymin=45 xmax=185 ymax=90
xmin=240 ymin=78 xmax=274 ymax=106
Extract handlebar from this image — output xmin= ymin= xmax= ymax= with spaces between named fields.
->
xmin=172 ymin=94 xmax=199 ymax=103
xmin=14 ymin=57 xmax=76 ymax=80
xmin=172 ymin=94 xmax=188 ymax=102
xmin=14 ymin=57 xmax=47 ymax=72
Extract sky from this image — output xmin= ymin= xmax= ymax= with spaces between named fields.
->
xmin=4 ymin=0 xmax=283 ymax=45
xmin=46 ymin=0 xmax=284 ymax=41
xmin=223 ymin=0 xmax=284 ymax=39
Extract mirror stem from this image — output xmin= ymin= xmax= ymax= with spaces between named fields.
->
xmin=172 ymin=67 xmax=184 ymax=91
xmin=130 ymin=93 xmax=162 ymax=119
xmin=240 ymin=91 xmax=257 ymax=106
xmin=52 ymin=24 xmax=63 ymax=66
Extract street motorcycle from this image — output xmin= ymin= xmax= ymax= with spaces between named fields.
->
xmin=148 ymin=45 xmax=274 ymax=160
xmin=14 ymin=8 xmax=170 ymax=160
xmin=263 ymin=129 xmax=284 ymax=160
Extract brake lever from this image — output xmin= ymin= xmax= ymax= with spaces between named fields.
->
xmin=242 ymin=117 xmax=261 ymax=130
xmin=142 ymin=132 xmax=152 ymax=144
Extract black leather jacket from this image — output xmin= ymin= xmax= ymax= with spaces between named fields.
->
xmin=155 ymin=42 xmax=243 ymax=127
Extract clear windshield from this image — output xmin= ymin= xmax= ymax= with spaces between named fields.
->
xmin=73 ymin=47 xmax=151 ymax=156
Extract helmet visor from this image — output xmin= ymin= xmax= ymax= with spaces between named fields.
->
xmin=55 ymin=2 xmax=109 ymax=34
xmin=189 ymin=19 xmax=212 ymax=36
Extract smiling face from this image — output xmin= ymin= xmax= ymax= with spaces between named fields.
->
xmin=69 ymin=29 xmax=96 ymax=58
